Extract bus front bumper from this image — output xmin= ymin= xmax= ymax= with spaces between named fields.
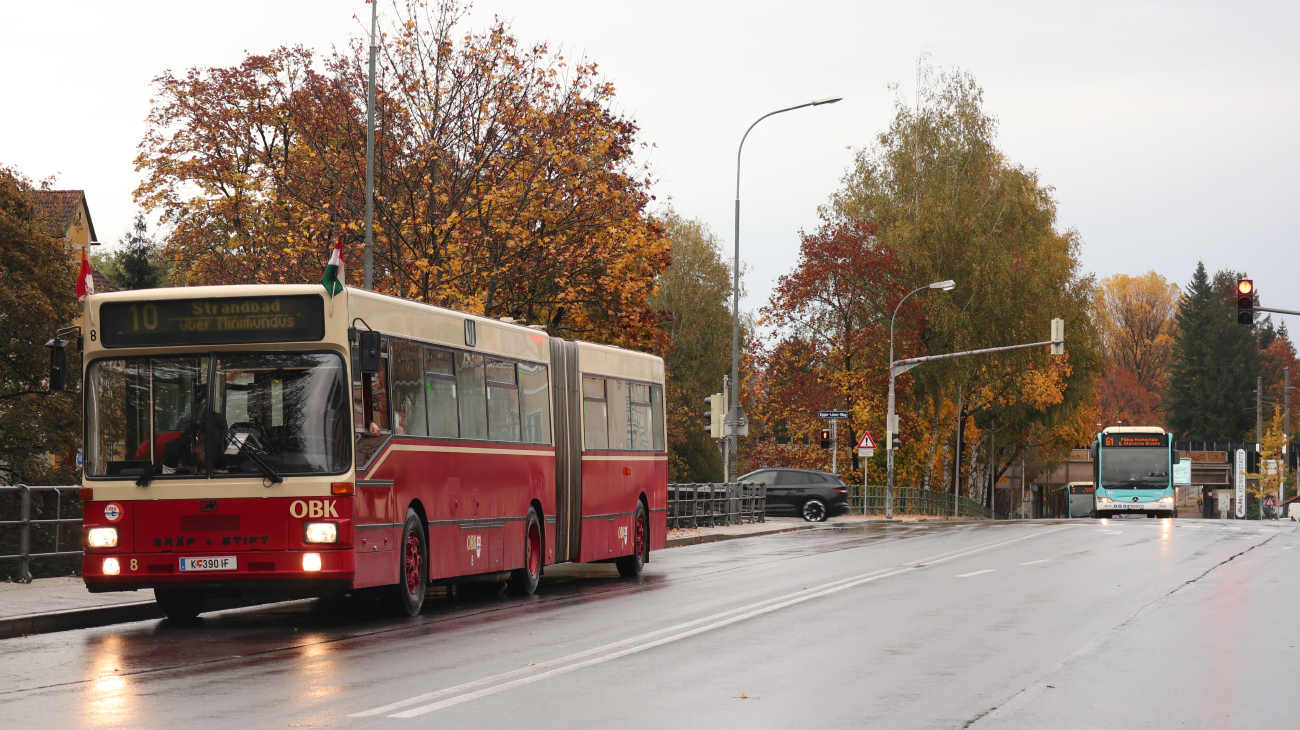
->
xmin=83 ymin=549 xmax=354 ymax=593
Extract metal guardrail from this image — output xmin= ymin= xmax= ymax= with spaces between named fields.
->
xmin=667 ymin=483 xmax=766 ymax=529
xmin=0 ymin=485 xmax=83 ymax=583
xmin=848 ymin=485 xmax=992 ymax=519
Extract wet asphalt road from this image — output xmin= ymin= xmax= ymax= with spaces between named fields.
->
xmin=2 ymin=518 xmax=1297 ymax=729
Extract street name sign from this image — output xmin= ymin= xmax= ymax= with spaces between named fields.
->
xmin=818 ymin=410 xmax=850 ymax=420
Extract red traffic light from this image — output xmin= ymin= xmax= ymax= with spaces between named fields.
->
xmin=1237 ymin=279 xmax=1253 ymax=296
xmin=819 ymin=429 xmax=831 ymax=449
xmin=1237 ymin=279 xmax=1254 ymax=325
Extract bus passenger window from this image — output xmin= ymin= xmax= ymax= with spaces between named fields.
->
xmin=390 ymin=340 xmax=427 ymax=436
xmin=425 ymin=347 xmax=458 ymax=438
xmin=582 ymin=376 xmax=608 ymax=450
xmin=486 ymin=360 xmax=521 ymax=442
xmin=629 ymin=382 xmax=652 ymax=451
xmin=606 ymin=379 xmax=629 ymax=450
xmin=518 ymin=363 xmax=551 ymax=444
xmin=650 ymin=385 xmax=665 ymax=452
xmin=457 ymin=352 xmax=488 ymax=440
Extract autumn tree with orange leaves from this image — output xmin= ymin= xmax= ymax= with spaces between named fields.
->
xmin=135 ymin=0 xmax=668 ymax=349
xmin=752 ymin=64 xmax=1103 ymax=513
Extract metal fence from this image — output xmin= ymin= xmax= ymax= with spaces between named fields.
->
xmin=0 ymin=485 xmax=83 ymax=583
xmin=667 ymin=483 xmax=766 ymax=529
xmin=848 ymin=485 xmax=992 ymax=519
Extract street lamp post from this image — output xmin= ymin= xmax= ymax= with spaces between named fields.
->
xmin=730 ymin=95 xmax=842 ymax=481
xmin=885 ymin=279 xmax=955 ymax=519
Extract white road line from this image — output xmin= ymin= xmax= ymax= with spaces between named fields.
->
xmin=957 ymin=569 xmax=995 ymax=578
xmin=353 ymin=525 xmax=1074 ymax=719
xmin=1021 ymin=559 xmax=1051 ymax=565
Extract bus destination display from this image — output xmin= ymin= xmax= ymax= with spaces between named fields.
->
xmin=1102 ymin=433 xmax=1168 ymax=448
xmin=100 ymin=295 xmax=326 ymax=348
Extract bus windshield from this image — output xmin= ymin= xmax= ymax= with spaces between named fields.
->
xmin=87 ymin=352 xmax=350 ymax=479
xmin=1100 ymin=447 xmax=1169 ymax=489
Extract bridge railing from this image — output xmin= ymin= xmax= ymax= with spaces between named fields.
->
xmin=0 ymin=485 xmax=84 ymax=583
xmin=667 ymin=483 xmax=766 ymax=529
xmin=848 ymin=485 xmax=991 ymax=519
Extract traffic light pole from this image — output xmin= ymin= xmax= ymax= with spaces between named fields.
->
xmin=885 ymin=332 xmax=1064 ymax=520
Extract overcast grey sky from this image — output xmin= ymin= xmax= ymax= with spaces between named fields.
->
xmin=3 ymin=0 xmax=1296 ymax=315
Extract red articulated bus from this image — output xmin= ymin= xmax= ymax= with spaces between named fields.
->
xmin=79 ymin=285 xmax=667 ymax=619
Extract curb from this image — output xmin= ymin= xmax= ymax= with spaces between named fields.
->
xmin=666 ymin=523 xmax=819 ymax=548
xmin=0 ymin=600 xmax=162 ymax=640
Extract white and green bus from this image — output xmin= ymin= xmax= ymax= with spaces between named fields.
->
xmin=1090 ymin=426 xmax=1179 ymax=519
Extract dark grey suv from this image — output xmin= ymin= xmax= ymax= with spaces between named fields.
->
xmin=738 ymin=468 xmax=850 ymax=522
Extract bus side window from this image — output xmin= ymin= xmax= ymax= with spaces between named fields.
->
xmin=390 ymin=339 xmax=426 ymax=436
xmin=629 ymin=382 xmax=652 ymax=451
xmin=457 ymin=352 xmax=488 ymax=440
xmin=425 ymin=347 xmax=458 ymax=438
xmin=606 ymin=379 xmax=629 ymax=450
xmin=486 ymin=360 xmax=522 ymax=442
xmin=650 ymin=384 xmax=665 ymax=452
xmin=582 ymin=376 xmax=608 ymax=450
xmin=518 ymin=363 xmax=551 ymax=444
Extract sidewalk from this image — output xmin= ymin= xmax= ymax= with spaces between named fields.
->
xmin=666 ymin=517 xmax=820 ymax=546
xmin=0 ymin=577 xmax=160 ymax=639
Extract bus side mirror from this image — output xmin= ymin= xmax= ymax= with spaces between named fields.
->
xmin=358 ymin=330 xmax=381 ymax=374
xmin=45 ymin=337 xmax=68 ymax=392
xmin=1090 ymin=442 xmax=1098 ymax=461
xmin=1172 ymin=450 xmax=1181 ymax=465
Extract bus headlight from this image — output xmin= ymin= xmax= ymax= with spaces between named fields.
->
xmin=304 ymin=522 xmax=338 ymax=544
xmin=103 ymin=557 xmax=120 ymax=575
xmin=87 ymin=527 xmax=118 ymax=548
xmin=1097 ymin=497 xmax=1112 ymax=504
xmin=1159 ymin=497 xmax=1174 ymax=504
xmin=302 ymin=553 xmax=322 ymax=572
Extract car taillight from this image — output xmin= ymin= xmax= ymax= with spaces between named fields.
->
xmin=834 ymin=488 xmax=848 ymax=494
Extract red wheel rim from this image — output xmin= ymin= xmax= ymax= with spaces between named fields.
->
xmin=527 ymin=521 xmax=541 ymax=577
xmin=404 ymin=532 xmax=422 ymax=594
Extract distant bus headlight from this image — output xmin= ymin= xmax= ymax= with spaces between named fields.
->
xmin=87 ymin=527 xmax=118 ymax=548
xmin=304 ymin=522 xmax=338 ymax=544
xmin=303 ymin=553 xmax=323 ymax=572
xmin=102 ymin=557 xmax=120 ymax=575
xmin=1159 ymin=497 xmax=1174 ymax=504
xmin=1097 ymin=497 xmax=1112 ymax=504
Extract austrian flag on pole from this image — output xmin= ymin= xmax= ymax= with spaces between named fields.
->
xmin=321 ymin=236 xmax=345 ymax=298
xmin=75 ymin=247 xmax=93 ymax=301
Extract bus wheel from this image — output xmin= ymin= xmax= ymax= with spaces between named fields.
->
xmin=155 ymin=587 xmax=204 ymax=621
xmin=616 ymin=503 xmax=648 ymax=578
xmin=387 ymin=509 xmax=427 ymax=616
xmin=509 ymin=508 xmax=542 ymax=596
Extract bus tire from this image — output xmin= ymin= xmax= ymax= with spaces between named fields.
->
xmin=509 ymin=508 xmax=543 ymax=596
xmin=155 ymin=587 xmax=204 ymax=621
xmin=615 ymin=502 xmax=648 ymax=578
xmin=387 ymin=509 xmax=427 ymax=617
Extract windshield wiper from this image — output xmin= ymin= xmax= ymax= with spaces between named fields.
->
xmin=227 ymin=431 xmax=283 ymax=485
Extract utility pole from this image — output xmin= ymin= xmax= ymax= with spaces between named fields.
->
xmin=1285 ymin=367 xmax=1291 ymax=501
xmin=952 ymin=384 xmax=963 ymax=517
xmin=831 ymin=419 xmax=838 ymax=475
xmin=362 ymin=0 xmax=378 ymax=290
xmin=1257 ymin=375 xmax=1263 ymax=450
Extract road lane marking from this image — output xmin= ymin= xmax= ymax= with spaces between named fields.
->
xmin=957 ymin=570 xmax=994 ymax=578
xmin=1021 ymin=559 xmax=1051 ymax=565
xmin=356 ymin=524 xmax=1075 ymax=719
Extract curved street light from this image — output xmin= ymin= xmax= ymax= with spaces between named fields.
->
xmin=728 ymin=96 xmax=843 ymax=480
xmin=885 ymin=279 xmax=956 ymax=519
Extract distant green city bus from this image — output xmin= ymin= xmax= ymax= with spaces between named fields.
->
xmin=1090 ymin=427 xmax=1179 ymax=519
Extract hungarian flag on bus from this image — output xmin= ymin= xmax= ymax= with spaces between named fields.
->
xmin=75 ymin=247 xmax=94 ymax=301
xmin=321 ymin=236 xmax=345 ymax=298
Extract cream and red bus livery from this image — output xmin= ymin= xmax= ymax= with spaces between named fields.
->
xmin=78 ymin=285 xmax=667 ymax=618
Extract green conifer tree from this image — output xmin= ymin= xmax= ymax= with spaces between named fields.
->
xmin=1166 ymin=262 xmax=1260 ymax=440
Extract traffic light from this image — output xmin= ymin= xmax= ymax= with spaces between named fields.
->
xmin=1237 ymin=279 xmax=1254 ymax=325
xmin=703 ymin=393 xmax=724 ymax=439
xmin=819 ymin=429 xmax=831 ymax=449
xmin=890 ymin=432 xmax=902 ymax=451
xmin=1050 ymin=318 xmax=1065 ymax=356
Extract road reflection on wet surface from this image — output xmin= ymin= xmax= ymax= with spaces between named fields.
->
xmin=3 ymin=518 xmax=1296 ymax=728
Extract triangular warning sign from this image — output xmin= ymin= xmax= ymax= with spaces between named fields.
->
xmin=857 ymin=432 xmax=877 ymax=450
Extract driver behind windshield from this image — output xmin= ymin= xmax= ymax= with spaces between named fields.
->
xmin=161 ymin=424 xmax=216 ymax=474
